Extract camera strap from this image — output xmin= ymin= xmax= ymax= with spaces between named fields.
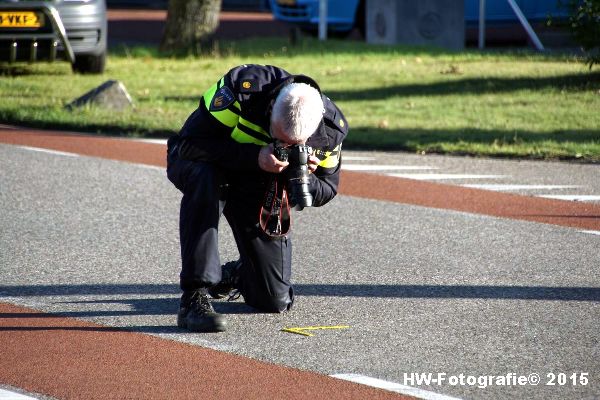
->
xmin=259 ymin=177 xmax=291 ymax=238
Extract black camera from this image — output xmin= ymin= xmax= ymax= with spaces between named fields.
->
xmin=274 ymin=144 xmax=313 ymax=209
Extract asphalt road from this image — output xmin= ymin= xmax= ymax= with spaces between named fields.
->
xmin=1 ymin=138 xmax=599 ymax=399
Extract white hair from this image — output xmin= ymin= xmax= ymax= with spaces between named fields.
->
xmin=271 ymin=83 xmax=324 ymax=143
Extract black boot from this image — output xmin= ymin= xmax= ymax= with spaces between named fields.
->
xmin=177 ymin=289 xmax=226 ymax=332
xmin=208 ymin=260 xmax=242 ymax=299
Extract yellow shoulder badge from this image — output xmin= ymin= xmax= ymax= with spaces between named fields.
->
xmin=239 ymin=78 xmax=259 ymax=93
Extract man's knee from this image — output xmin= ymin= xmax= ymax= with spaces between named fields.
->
xmin=242 ymin=286 xmax=294 ymax=313
xmin=268 ymin=287 xmax=295 ymax=313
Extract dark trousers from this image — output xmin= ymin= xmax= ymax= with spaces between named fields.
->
xmin=167 ymin=143 xmax=294 ymax=313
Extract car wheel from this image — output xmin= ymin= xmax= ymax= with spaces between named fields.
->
xmin=72 ymin=52 xmax=106 ymax=74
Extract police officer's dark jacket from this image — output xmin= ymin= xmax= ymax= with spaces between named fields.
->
xmin=174 ymin=64 xmax=349 ymax=207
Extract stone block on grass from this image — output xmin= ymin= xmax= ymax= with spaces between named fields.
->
xmin=66 ymin=80 xmax=133 ymax=111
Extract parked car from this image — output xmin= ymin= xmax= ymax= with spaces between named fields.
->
xmin=269 ymin=0 xmax=569 ymax=37
xmin=0 ymin=0 xmax=107 ymax=73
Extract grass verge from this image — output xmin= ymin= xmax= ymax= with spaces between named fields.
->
xmin=1 ymin=37 xmax=599 ymax=162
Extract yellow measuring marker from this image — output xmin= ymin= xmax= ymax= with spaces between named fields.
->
xmin=281 ymin=325 xmax=350 ymax=337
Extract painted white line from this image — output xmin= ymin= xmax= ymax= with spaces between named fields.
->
xmin=331 ymin=374 xmax=462 ymax=400
xmin=539 ymin=195 xmax=600 ymax=202
xmin=15 ymin=144 xmax=165 ymax=175
xmin=17 ymin=145 xmax=79 ymax=158
xmin=16 ymin=145 xmax=164 ymax=174
xmin=135 ymin=164 xmax=164 ymax=172
xmin=0 ymin=388 xmax=39 ymax=400
xmin=579 ymin=230 xmax=600 ymax=236
xmin=343 ymin=164 xmax=437 ymax=171
xmin=388 ymin=173 xmax=506 ymax=181
xmin=463 ymin=184 xmax=582 ymax=191
xmin=130 ymin=138 xmax=168 ymax=145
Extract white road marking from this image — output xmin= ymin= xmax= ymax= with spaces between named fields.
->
xmin=135 ymin=164 xmax=164 ymax=172
xmin=331 ymin=374 xmax=462 ymax=400
xmin=343 ymin=164 xmax=437 ymax=171
xmin=539 ymin=195 xmax=600 ymax=202
xmin=387 ymin=173 xmax=506 ymax=181
xmin=17 ymin=145 xmax=79 ymax=158
xmin=131 ymin=138 xmax=168 ymax=145
xmin=462 ymin=184 xmax=582 ymax=191
xmin=17 ymin=145 xmax=164 ymax=173
xmin=579 ymin=230 xmax=600 ymax=236
xmin=13 ymin=140 xmax=600 ymax=207
xmin=0 ymin=388 xmax=39 ymax=400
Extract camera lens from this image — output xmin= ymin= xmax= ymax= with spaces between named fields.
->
xmin=286 ymin=145 xmax=313 ymax=208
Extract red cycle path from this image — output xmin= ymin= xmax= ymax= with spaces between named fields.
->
xmin=1 ymin=126 xmax=599 ymax=399
xmin=0 ymin=303 xmax=403 ymax=400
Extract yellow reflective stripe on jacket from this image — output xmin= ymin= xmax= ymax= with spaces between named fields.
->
xmin=239 ymin=117 xmax=269 ymax=138
xmin=231 ymin=126 xmax=269 ymax=145
xmin=229 ymin=116 xmax=270 ymax=145
xmin=202 ymin=78 xmax=240 ymax=128
xmin=317 ymin=144 xmax=341 ymax=168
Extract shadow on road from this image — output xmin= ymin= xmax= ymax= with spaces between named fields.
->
xmin=2 ymin=283 xmax=599 ymax=301
xmin=2 ymin=283 xmax=599 ymax=334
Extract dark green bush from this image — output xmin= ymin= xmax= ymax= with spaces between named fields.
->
xmin=561 ymin=0 xmax=600 ymax=68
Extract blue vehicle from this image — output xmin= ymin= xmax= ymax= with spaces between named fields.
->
xmin=270 ymin=0 xmax=364 ymax=35
xmin=269 ymin=0 xmax=569 ymax=36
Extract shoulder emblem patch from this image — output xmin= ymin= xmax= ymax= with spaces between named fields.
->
xmin=209 ymin=86 xmax=235 ymax=112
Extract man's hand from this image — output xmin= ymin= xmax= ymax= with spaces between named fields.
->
xmin=308 ymin=155 xmax=320 ymax=173
xmin=259 ymin=144 xmax=289 ymax=173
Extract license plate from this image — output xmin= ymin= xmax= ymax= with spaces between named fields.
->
xmin=0 ymin=11 xmax=44 ymax=28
